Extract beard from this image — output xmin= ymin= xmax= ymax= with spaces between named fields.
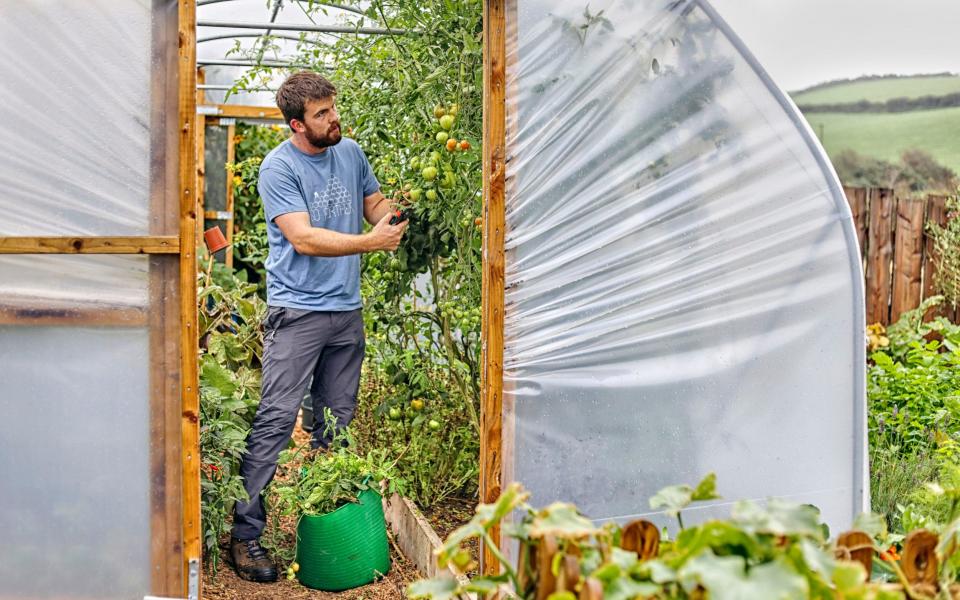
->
xmin=304 ymin=121 xmax=342 ymax=150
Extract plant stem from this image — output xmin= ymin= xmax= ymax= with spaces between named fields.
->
xmin=482 ymin=531 xmax=520 ymax=591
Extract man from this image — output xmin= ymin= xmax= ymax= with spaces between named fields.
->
xmin=230 ymin=71 xmax=408 ymax=583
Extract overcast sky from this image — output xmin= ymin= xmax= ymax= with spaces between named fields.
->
xmin=708 ymin=0 xmax=960 ymax=92
xmin=198 ymin=0 xmax=960 ymax=95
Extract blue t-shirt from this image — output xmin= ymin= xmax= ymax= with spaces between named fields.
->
xmin=259 ymin=138 xmax=380 ymax=311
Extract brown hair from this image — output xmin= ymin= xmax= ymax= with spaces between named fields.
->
xmin=276 ymin=71 xmax=337 ymax=125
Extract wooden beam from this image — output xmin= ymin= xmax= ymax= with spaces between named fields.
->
xmin=0 ymin=236 xmax=180 ymax=254
xmin=0 ymin=302 xmax=147 ymax=327
xmin=196 ymin=68 xmax=207 ymax=250
xmin=481 ymin=0 xmax=506 ymax=576
xmin=199 ymin=103 xmax=284 ymax=120
xmin=179 ymin=0 xmax=202 ymax=596
xmin=225 ymin=122 xmax=236 ymax=267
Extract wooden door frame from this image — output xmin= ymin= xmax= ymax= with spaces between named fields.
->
xmin=0 ymin=1 xmax=199 ymax=597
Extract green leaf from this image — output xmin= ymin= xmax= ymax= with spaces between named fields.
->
xmin=464 ymin=575 xmax=506 ymax=594
xmin=200 ymin=355 xmax=237 ymax=397
xmin=679 ymin=552 xmax=808 ymax=600
xmin=731 ymin=499 xmax=825 ymax=540
xmin=692 ymin=472 xmax=720 ymax=502
xmin=603 ymin=577 xmax=661 ymax=600
xmin=529 ymin=503 xmax=598 ymax=539
xmin=407 ymin=577 xmax=461 ymax=600
xmin=852 ymin=512 xmax=888 ymax=540
xmin=650 ymin=484 xmax=694 ymax=517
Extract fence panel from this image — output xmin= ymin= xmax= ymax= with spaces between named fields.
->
xmin=891 ymin=197 xmax=926 ymax=318
xmin=844 ymin=188 xmax=957 ymax=325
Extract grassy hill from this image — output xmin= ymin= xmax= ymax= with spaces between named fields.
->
xmin=802 ymin=107 xmax=960 ymax=175
xmin=792 ymin=74 xmax=960 ymax=105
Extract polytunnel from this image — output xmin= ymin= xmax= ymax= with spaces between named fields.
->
xmin=0 ymin=2 xmax=199 ymax=598
xmin=479 ymin=0 xmax=867 ymax=549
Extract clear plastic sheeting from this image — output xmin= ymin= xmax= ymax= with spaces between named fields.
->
xmin=0 ymin=327 xmax=151 ymax=598
xmin=503 ymin=0 xmax=866 ymax=531
xmin=0 ymin=1 xmax=153 ymax=235
xmin=0 ymin=254 xmax=149 ymax=309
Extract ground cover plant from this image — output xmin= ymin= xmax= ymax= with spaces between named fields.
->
xmin=867 ymin=297 xmax=960 ymax=532
xmin=409 ymin=475 xmax=960 ymax=600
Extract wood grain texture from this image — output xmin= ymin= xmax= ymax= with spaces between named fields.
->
xmin=203 ymin=103 xmax=284 ymax=120
xmin=225 ymin=123 xmax=236 ymax=267
xmin=481 ymin=0 xmax=507 ymax=576
xmin=0 ymin=236 xmax=179 ymax=254
xmin=865 ymin=189 xmax=894 ymax=325
xmin=843 ymin=186 xmax=868 ymax=263
xmin=149 ymin=1 xmax=185 ymax=592
xmin=178 ymin=0 xmax=201 ymax=596
xmin=891 ymin=196 xmax=926 ymax=318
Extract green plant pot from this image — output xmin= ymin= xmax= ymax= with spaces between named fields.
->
xmin=295 ymin=488 xmax=391 ymax=591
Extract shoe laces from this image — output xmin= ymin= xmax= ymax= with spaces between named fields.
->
xmin=244 ymin=539 xmax=268 ymax=561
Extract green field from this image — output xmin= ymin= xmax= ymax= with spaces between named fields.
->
xmin=792 ymin=75 xmax=960 ymax=105
xmin=803 ymin=107 xmax=960 ymax=174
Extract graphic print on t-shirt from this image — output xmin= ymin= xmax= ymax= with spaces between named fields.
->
xmin=309 ymin=175 xmax=353 ymax=222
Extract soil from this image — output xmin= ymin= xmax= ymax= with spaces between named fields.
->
xmin=420 ymin=496 xmax=480 ymax=577
xmin=204 ymin=418 xmax=419 ymax=600
xmin=203 ymin=413 xmax=480 ymax=598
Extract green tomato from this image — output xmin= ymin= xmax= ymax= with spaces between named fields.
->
xmin=389 ymin=407 xmax=401 ymax=420
xmin=439 ymin=171 xmax=455 ymax=189
xmin=429 ymin=151 xmax=442 ymax=163
xmin=409 ymin=188 xmax=422 ymax=201
xmin=389 ymin=257 xmax=401 ymax=270
xmin=426 ymin=189 xmax=438 ymax=201
xmin=435 ymin=131 xmax=449 ymax=144
xmin=428 ymin=419 xmax=441 ymax=430
xmin=439 ymin=114 xmax=455 ymax=130
xmin=421 ymin=166 xmax=438 ymax=181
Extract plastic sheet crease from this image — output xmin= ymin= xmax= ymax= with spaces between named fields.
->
xmin=502 ymin=0 xmax=866 ymax=532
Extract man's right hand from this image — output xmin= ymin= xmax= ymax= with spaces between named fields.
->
xmin=366 ymin=211 xmax=408 ymax=251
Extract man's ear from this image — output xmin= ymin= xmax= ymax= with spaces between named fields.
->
xmin=289 ymin=119 xmax=304 ymax=133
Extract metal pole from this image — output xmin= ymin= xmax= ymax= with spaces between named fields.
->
xmin=197 ymin=0 xmax=365 ymax=16
xmin=196 ymin=59 xmax=311 ymax=68
xmin=198 ymin=32 xmax=323 ymax=44
xmin=197 ymin=20 xmax=411 ymax=35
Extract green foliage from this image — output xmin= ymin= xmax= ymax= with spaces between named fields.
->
xmin=829 ymin=148 xmax=957 ymax=193
xmin=927 ymin=197 xmax=960 ymax=308
xmin=868 ymin=302 xmax=960 ymax=532
xmin=227 ymin=123 xmax=289 ymax=291
xmin=226 ymin=0 xmax=485 ymax=511
xmin=198 ymin=259 xmax=267 ymax=573
xmin=802 ymin=107 xmax=960 ymax=182
xmin=267 ymin=410 xmax=402 ymax=518
xmin=352 ymin=364 xmax=479 ymax=508
xmin=411 ymin=477 xmax=915 ymax=600
xmin=791 ymin=74 xmax=960 ymax=105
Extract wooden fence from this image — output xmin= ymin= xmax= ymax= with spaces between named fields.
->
xmin=842 ymin=186 xmax=957 ymax=326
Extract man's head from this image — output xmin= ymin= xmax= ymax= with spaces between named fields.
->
xmin=276 ymin=72 xmax=341 ymax=150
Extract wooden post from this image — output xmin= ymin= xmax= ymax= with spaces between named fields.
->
xmin=481 ymin=0 xmax=507 ymax=575
xmin=178 ymin=0 xmax=201 ymax=596
xmin=843 ymin=186 xmax=868 ymax=265
xmin=891 ymin=195 xmax=925 ymax=320
xmin=225 ymin=122 xmax=236 ymax=267
xmin=865 ymin=188 xmax=894 ymax=325
xmin=196 ymin=68 xmax=207 ymax=250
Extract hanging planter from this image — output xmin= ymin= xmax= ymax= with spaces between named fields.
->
xmin=295 ymin=488 xmax=391 ymax=591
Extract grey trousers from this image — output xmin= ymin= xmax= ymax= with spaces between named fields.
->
xmin=232 ymin=306 xmax=365 ymax=540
